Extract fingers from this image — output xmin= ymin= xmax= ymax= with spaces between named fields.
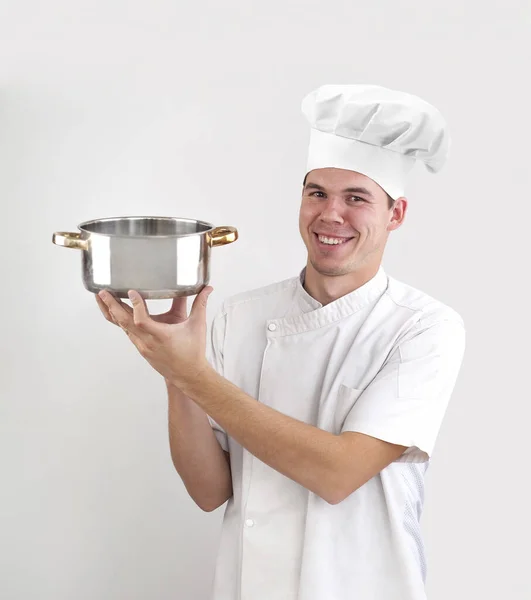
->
xmin=98 ymin=290 xmax=135 ymax=332
xmin=190 ymin=286 xmax=213 ymax=323
xmin=96 ymin=292 xmax=133 ymax=325
xmin=127 ymin=290 xmax=159 ymax=335
xmin=95 ymin=293 xmax=113 ymax=322
xmin=168 ymin=296 xmax=188 ymax=321
xmin=97 ymin=291 xmax=151 ymax=353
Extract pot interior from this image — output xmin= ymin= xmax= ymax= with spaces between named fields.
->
xmin=80 ymin=217 xmax=212 ymax=237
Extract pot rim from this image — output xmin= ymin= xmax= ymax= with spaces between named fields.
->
xmin=77 ymin=215 xmax=216 ymax=239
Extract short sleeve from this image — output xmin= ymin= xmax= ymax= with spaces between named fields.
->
xmin=205 ymin=308 xmax=230 ymax=452
xmin=340 ymin=317 xmax=466 ymax=462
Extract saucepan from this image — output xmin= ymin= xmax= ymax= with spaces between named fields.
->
xmin=52 ymin=216 xmax=238 ymax=299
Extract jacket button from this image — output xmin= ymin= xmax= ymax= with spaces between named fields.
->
xmin=267 ymin=323 xmax=277 ymax=332
xmin=245 ymin=519 xmax=255 ymax=527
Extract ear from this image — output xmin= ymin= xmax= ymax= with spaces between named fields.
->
xmin=387 ymin=197 xmax=407 ymax=232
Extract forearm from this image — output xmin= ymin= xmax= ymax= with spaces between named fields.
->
xmin=167 ymin=381 xmax=232 ymax=511
xmin=179 ymin=367 xmax=344 ymax=504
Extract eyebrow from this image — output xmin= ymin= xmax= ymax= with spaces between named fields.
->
xmin=304 ymin=182 xmax=374 ymax=198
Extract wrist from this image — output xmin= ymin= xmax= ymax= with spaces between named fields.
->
xmin=169 ymin=360 xmax=212 ymax=393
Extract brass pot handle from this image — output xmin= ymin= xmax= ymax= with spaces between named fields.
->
xmin=52 ymin=232 xmax=89 ymax=251
xmin=207 ymin=226 xmax=238 ymax=247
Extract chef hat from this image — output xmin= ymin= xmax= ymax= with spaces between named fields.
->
xmin=301 ymin=84 xmax=450 ymax=199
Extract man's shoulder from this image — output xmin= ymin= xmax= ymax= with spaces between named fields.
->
xmin=385 ymin=274 xmax=465 ymax=328
xmin=219 ymin=275 xmax=299 ymax=315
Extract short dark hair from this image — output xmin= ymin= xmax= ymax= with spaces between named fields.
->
xmin=302 ymin=173 xmax=395 ymax=209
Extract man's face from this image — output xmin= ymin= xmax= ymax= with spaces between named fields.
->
xmin=298 ymin=168 xmax=406 ymax=277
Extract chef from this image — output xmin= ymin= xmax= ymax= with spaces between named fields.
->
xmin=97 ymin=84 xmax=466 ymax=600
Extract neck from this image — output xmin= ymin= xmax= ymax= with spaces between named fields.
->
xmin=303 ymin=261 xmax=381 ymax=306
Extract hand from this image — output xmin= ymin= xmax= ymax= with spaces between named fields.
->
xmin=96 ymin=293 xmax=189 ymax=326
xmin=96 ymin=293 xmax=191 ymax=387
xmin=96 ymin=287 xmax=214 ymax=388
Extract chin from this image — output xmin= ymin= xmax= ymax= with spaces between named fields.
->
xmin=310 ymin=258 xmax=356 ymax=277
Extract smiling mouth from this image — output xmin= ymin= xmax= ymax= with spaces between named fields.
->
xmin=313 ymin=232 xmax=355 ymax=248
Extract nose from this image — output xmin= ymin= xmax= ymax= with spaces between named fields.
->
xmin=319 ymin=196 xmax=345 ymax=224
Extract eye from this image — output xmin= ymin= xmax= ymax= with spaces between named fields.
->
xmin=306 ymin=191 xmax=366 ymax=202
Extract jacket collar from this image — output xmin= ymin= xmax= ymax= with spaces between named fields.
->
xmin=267 ymin=265 xmax=389 ymax=337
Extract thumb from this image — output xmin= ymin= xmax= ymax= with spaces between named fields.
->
xmin=190 ymin=286 xmax=213 ymax=321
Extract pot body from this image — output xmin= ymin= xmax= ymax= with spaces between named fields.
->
xmin=52 ymin=216 xmax=238 ymax=298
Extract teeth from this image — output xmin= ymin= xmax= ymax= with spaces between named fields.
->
xmin=318 ymin=235 xmax=348 ymax=245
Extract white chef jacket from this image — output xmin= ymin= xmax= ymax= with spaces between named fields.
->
xmin=205 ymin=266 xmax=465 ymax=600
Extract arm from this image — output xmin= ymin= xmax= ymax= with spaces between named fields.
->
xmin=167 ymin=380 xmax=233 ymax=512
xmin=97 ymin=289 xmax=462 ymax=507
xmin=179 ymin=367 xmax=406 ymax=505
xmin=95 ymin=291 xmax=232 ymax=513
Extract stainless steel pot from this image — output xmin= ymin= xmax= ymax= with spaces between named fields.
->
xmin=52 ymin=216 xmax=238 ymax=299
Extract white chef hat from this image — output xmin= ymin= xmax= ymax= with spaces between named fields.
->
xmin=301 ymin=84 xmax=450 ymax=199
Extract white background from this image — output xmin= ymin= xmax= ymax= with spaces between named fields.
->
xmin=1 ymin=1 xmax=530 ymax=599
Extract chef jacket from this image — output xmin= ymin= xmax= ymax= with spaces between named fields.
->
xmin=205 ymin=265 xmax=466 ymax=600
